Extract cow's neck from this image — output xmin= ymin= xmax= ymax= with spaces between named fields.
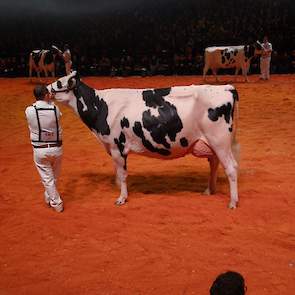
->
xmin=72 ymin=81 xmax=110 ymax=136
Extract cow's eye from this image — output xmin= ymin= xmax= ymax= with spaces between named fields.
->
xmin=57 ymin=80 xmax=62 ymax=89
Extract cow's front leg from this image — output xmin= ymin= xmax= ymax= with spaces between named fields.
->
xmin=204 ymin=155 xmax=219 ymax=195
xmin=242 ymin=67 xmax=249 ymax=82
xmin=111 ymin=148 xmax=128 ymax=206
xmin=212 ymin=69 xmax=219 ymax=82
xmin=234 ymin=67 xmax=239 ymax=82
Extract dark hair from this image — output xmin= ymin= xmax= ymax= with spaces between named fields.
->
xmin=210 ymin=271 xmax=246 ymax=295
xmin=33 ymin=84 xmax=49 ymax=100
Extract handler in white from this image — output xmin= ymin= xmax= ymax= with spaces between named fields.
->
xmin=260 ymin=36 xmax=272 ymax=80
xmin=25 ymin=85 xmax=64 ymax=212
xmin=62 ymin=44 xmax=72 ymax=75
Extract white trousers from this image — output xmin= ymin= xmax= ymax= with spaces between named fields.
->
xmin=260 ymin=57 xmax=271 ymax=80
xmin=33 ymin=147 xmax=63 ymax=208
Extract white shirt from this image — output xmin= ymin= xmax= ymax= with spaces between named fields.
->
xmin=25 ymin=100 xmax=62 ymax=146
xmin=261 ymin=42 xmax=272 ymax=58
xmin=63 ymin=49 xmax=72 ymax=63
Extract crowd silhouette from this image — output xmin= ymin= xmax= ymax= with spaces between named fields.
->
xmin=0 ymin=0 xmax=294 ymax=77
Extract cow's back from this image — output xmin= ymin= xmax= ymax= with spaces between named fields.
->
xmin=204 ymin=46 xmax=244 ymax=69
xmin=94 ymin=85 xmax=236 ymax=158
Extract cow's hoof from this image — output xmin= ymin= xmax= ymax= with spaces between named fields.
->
xmin=203 ymin=188 xmax=211 ymax=195
xmin=203 ymin=187 xmax=216 ymax=195
xmin=115 ymin=198 xmax=127 ymax=206
xmin=228 ymin=201 xmax=237 ymax=209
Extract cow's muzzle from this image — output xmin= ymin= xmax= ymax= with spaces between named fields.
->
xmin=50 ymin=86 xmax=70 ymax=94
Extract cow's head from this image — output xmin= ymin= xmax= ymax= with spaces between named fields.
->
xmin=48 ymin=71 xmax=80 ymax=105
xmin=51 ymin=45 xmax=62 ymax=59
xmin=244 ymin=41 xmax=263 ymax=59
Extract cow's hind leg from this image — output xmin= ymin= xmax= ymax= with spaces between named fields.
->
xmin=192 ymin=140 xmax=219 ymax=195
xmin=204 ymin=155 xmax=219 ymax=195
xmin=215 ymin=150 xmax=238 ymax=209
xmin=111 ymin=148 xmax=128 ymax=205
xmin=203 ymin=65 xmax=209 ymax=81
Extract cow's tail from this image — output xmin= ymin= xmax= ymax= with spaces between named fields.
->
xmin=230 ymin=87 xmax=240 ymax=165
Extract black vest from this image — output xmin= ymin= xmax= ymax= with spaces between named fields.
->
xmin=32 ymin=105 xmax=60 ymax=143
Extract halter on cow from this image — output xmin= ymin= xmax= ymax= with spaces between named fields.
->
xmin=48 ymin=72 xmax=240 ymax=208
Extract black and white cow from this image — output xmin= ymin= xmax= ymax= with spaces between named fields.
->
xmin=203 ymin=42 xmax=262 ymax=82
xmin=29 ymin=48 xmax=58 ymax=80
xmin=48 ymin=72 xmax=240 ymax=208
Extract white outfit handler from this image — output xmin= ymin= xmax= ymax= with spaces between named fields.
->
xmin=25 ymin=85 xmax=63 ymax=212
xmin=260 ymin=36 xmax=272 ymax=80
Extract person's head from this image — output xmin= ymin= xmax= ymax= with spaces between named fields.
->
xmin=33 ymin=84 xmax=52 ymax=102
xmin=64 ymin=44 xmax=69 ymax=51
xmin=263 ymin=36 xmax=268 ymax=43
xmin=210 ymin=271 xmax=246 ymax=295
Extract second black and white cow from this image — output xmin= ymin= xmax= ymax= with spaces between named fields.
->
xmin=48 ymin=72 xmax=240 ymax=208
xmin=203 ymin=42 xmax=262 ymax=82
xmin=29 ymin=48 xmax=58 ymax=80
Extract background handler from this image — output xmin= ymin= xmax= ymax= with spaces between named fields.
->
xmin=25 ymin=85 xmax=64 ymax=212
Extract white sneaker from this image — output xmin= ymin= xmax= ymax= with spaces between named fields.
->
xmin=52 ymin=202 xmax=64 ymax=213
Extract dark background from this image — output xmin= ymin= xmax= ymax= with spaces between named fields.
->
xmin=1 ymin=0 xmax=295 ymax=76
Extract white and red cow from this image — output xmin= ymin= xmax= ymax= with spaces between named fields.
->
xmin=203 ymin=42 xmax=262 ymax=82
xmin=48 ymin=72 xmax=240 ymax=208
xmin=29 ymin=48 xmax=58 ymax=80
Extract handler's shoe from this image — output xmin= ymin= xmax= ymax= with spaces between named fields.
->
xmin=51 ymin=202 xmax=64 ymax=213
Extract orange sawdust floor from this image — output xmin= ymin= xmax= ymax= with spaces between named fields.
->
xmin=0 ymin=75 xmax=294 ymax=294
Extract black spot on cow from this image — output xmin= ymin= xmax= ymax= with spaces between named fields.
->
xmin=139 ymin=88 xmax=183 ymax=152
xmin=221 ymin=49 xmax=236 ymax=65
xmin=57 ymin=80 xmax=62 ymax=89
xmin=120 ymin=117 xmax=130 ymax=129
xmin=142 ymin=88 xmax=171 ymax=108
xmin=229 ymin=89 xmax=239 ymax=102
xmin=44 ymin=50 xmax=54 ymax=65
xmin=133 ymin=121 xmax=170 ymax=156
xmin=114 ymin=132 xmax=127 ymax=169
xmin=225 ymin=51 xmax=231 ymax=60
xmin=74 ymin=81 xmax=110 ymax=136
xmin=208 ymin=103 xmax=232 ymax=124
xmin=180 ymin=137 xmax=189 ymax=147
xmin=229 ymin=125 xmax=233 ymax=132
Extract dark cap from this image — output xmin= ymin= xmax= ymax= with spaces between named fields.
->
xmin=33 ymin=84 xmax=49 ymax=100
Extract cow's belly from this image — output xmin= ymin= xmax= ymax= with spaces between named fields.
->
xmin=129 ymin=143 xmax=193 ymax=160
xmin=192 ymin=140 xmax=214 ymax=157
